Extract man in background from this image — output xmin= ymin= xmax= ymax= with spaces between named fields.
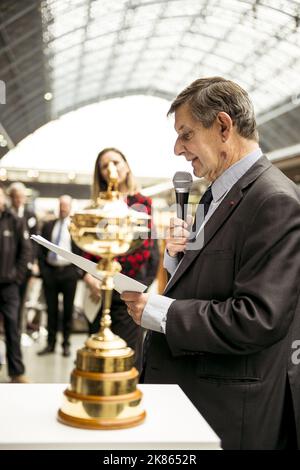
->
xmin=37 ymin=195 xmax=82 ymax=357
xmin=0 ymin=183 xmax=31 ymax=383
xmin=8 ymin=182 xmax=38 ymax=330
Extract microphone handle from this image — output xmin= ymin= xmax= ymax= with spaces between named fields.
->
xmin=175 ymin=191 xmax=189 ymax=221
xmin=175 ymin=191 xmax=189 ymax=262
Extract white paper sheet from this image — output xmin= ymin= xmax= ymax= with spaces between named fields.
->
xmin=31 ymin=235 xmax=147 ymax=294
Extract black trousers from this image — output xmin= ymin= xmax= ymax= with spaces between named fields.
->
xmin=0 ymin=283 xmax=25 ymax=376
xmin=18 ymin=269 xmax=31 ymax=331
xmin=42 ymin=265 xmax=78 ymax=348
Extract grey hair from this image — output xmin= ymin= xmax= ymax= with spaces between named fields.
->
xmin=168 ymin=76 xmax=258 ymax=141
xmin=7 ymin=181 xmax=27 ymax=195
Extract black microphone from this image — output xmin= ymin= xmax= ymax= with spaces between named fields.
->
xmin=172 ymin=171 xmax=193 ymax=261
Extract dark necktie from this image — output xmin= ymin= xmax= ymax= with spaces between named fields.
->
xmin=200 ymin=186 xmax=213 ymax=218
xmin=190 ymin=186 xmax=213 ymax=241
xmin=48 ymin=219 xmax=64 ymax=263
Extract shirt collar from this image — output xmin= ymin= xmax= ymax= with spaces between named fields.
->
xmin=11 ymin=206 xmax=25 ymax=217
xmin=211 ymin=148 xmax=263 ymax=202
xmin=58 ymin=216 xmax=69 ymax=224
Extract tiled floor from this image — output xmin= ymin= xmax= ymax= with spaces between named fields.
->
xmin=0 ymin=332 xmax=87 ymax=383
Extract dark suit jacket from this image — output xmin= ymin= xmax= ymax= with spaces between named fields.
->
xmin=144 ymin=156 xmax=300 ymax=449
xmin=0 ymin=209 xmax=32 ymax=285
xmin=23 ymin=208 xmax=38 ymax=262
xmin=38 ymin=219 xmax=83 ymax=280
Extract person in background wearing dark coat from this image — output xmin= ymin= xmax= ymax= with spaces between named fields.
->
xmin=83 ymin=148 xmax=159 ymax=369
xmin=0 ymin=183 xmax=31 ymax=383
xmin=7 ymin=182 xmax=38 ymax=330
xmin=37 ymin=195 xmax=83 ymax=357
xmin=121 ymin=77 xmax=300 ymax=449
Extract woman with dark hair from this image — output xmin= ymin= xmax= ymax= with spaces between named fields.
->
xmin=84 ymin=147 xmax=159 ymax=368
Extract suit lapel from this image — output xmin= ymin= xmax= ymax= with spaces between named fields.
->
xmin=44 ymin=219 xmax=56 ymax=247
xmin=49 ymin=219 xmax=56 ymax=238
xmin=164 ymin=156 xmax=272 ymax=295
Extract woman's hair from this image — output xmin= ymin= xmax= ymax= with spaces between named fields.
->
xmin=91 ymin=147 xmax=139 ymax=201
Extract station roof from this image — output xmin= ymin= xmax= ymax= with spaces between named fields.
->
xmin=1 ymin=0 xmax=300 ymax=158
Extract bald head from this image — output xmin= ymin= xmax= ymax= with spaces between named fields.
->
xmin=59 ymin=195 xmax=72 ymax=219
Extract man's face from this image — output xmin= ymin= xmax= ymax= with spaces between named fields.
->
xmin=59 ymin=199 xmax=72 ymax=218
xmin=10 ymin=189 xmax=26 ymax=209
xmin=174 ymin=104 xmax=224 ymax=182
xmin=0 ymin=188 xmax=6 ymax=211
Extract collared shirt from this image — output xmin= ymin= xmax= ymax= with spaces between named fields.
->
xmin=11 ymin=206 xmax=24 ymax=218
xmin=11 ymin=205 xmax=37 ymax=230
xmin=47 ymin=217 xmax=72 ymax=266
xmin=142 ymin=148 xmax=263 ymax=334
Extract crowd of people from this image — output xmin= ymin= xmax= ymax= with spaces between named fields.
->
xmin=0 ymin=149 xmax=160 ymax=382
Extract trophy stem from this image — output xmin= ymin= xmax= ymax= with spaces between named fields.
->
xmin=84 ymin=258 xmax=126 ymax=350
xmin=97 ymin=257 xmax=121 ymax=335
xmin=98 ymin=274 xmax=113 ymax=335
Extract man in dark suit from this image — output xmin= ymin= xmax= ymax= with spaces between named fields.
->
xmin=121 ymin=77 xmax=300 ymax=449
xmin=0 ymin=183 xmax=31 ymax=382
xmin=8 ymin=182 xmax=38 ymax=330
xmin=38 ymin=195 xmax=83 ymax=357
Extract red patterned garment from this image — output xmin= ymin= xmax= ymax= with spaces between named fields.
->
xmin=84 ymin=193 xmax=155 ymax=280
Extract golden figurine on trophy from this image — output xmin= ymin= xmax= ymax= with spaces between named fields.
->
xmin=57 ymin=162 xmax=149 ymax=429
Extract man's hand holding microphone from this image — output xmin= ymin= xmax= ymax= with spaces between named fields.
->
xmin=166 ymin=214 xmax=193 ymax=258
xmin=168 ymin=171 xmax=193 ymax=260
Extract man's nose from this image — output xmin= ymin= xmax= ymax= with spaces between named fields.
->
xmin=174 ymin=137 xmax=184 ymax=156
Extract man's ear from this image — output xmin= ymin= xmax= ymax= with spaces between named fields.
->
xmin=216 ymin=112 xmax=232 ymax=142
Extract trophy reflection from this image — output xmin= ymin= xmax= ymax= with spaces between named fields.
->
xmin=58 ymin=162 xmax=149 ymax=429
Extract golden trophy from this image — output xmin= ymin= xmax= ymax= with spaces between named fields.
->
xmin=58 ymin=162 xmax=149 ymax=429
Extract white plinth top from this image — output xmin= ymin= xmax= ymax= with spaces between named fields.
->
xmin=0 ymin=383 xmax=220 ymax=450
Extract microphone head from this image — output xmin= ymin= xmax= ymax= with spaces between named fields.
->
xmin=173 ymin=171 xmax=193 ymax=193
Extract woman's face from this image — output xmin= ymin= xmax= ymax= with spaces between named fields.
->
xmin=99 ymin=150 xmax=129 ymax=185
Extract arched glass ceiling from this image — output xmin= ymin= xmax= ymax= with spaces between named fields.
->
xmin=1 ymin=0 xmax=300 ymax=160
xmin=42 ymin=0 xmax=300 ymax=118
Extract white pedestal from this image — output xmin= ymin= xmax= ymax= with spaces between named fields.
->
xmin=0 ymin=384 xmax=220 ymax=450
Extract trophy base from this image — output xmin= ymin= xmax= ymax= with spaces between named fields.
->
xmin=57 ymin=388 xmax=146 ymax=430
xmin=57 ymin=409 xmax=146 ymax=430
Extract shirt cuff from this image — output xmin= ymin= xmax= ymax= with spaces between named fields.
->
xmin=163 ymin=249 xmax=179 ymax=275
xmin=141 ymin=293 xmax=175 ymax=334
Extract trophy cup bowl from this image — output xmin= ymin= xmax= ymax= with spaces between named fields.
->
xmin=58 ymin=163 xmax=150 ymax=429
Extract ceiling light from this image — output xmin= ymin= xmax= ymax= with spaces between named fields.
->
xmin=68 ymin=172 xmax=76 ymax=181
xmin=44 ymin=92 xmax=53 ymax=101
xmin=0 ymin=139 xmax=7 ymax=147
xmin=0 ymin=168 xmax=7 ymax=181
xmin=27 ymin=169 xmax=39 ymax=179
